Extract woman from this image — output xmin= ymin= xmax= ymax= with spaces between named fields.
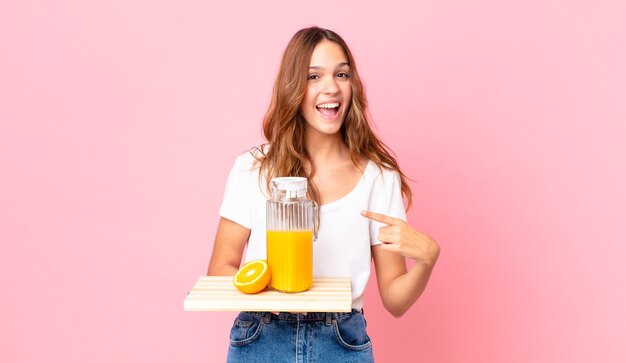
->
xmin=208 ymin=26 xmax=440 ymax=362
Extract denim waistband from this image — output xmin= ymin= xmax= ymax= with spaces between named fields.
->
xmin=244 ymin=309 xmax=363 ymax=323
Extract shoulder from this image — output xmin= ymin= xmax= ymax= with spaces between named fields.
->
xmin=365 ymin=160 xmax=401 ymax=182
xmin=231 ymin=145 xmax=267 ymax=172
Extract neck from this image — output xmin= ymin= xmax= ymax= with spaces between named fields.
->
xmin=304 ymin=131 xmax=349 ymax=168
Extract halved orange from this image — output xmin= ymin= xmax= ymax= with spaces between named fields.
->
xmin=233 ymin=260 xmax=271 ymax=294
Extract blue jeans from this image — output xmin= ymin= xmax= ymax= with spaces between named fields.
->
xmin=227 ymin=310 xmax=374 ymax=362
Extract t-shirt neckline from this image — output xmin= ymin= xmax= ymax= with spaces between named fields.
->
xmin=319 ymin=160 xmax=374 ymax=211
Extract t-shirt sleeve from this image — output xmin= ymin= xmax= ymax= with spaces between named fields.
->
xmin=368 ymin=169 xmax=407 ymax=246
xmin=218 ymin=155 xmax=254 ymax=229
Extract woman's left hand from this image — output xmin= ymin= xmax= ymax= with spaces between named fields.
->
xmin=361 ymin=210 xmax=440 ymax=266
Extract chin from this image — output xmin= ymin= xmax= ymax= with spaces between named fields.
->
xmin=303 ymin=112 xmax=346 ymax=137
xmin=312 ymin=122 xmax=343 ymax=136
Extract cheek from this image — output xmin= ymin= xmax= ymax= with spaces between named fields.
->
xmin=302 ymin=88 xmax=317 ymax=107
xmin=300 ymin=93 xmax=316 ymax=120
xmin=342 ymin=82 xmax=352 ymax=96
xmin=344 ymin=86 xmax=353 ymax=104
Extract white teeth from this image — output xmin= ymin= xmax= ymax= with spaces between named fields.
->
xmin=316 ymin=102 xmax=340 ymax=109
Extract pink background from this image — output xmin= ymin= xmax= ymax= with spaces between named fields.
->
xmin=1 ymin=0 xmax=625 ymax=362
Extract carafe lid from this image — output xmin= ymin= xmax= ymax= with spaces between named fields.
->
xmin=270 ymin=177 xmax=307 ymax=199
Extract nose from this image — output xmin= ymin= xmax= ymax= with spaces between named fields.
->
xmin=321 ymin=76 xmax=339 ymax=94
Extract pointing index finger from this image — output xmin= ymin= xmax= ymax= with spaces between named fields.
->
xmin=361 ymin=210 xmax=400 ymax=226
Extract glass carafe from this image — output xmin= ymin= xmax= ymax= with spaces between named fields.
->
xmin=266 ymin=177 xmax=318 ymax=292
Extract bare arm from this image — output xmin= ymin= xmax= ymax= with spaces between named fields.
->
xmin=364 ymin=210 xmax=440 ymax=317
xmin=207 ymin=217 xmax=251 ymax=276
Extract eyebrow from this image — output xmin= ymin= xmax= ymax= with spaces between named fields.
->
xmin=308 ymin=62 xmax=350 ymax=70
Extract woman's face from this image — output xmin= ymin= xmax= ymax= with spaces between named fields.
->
xmin=300 ymin=40 xmax=352 ymax=137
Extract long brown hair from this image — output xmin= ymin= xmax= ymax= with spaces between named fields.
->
xmin=254 ymin=26 xmax=412 ymax=210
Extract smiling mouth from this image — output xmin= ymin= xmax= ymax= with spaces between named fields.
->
xmin=316 ymin=102 xmax=340 ymax=118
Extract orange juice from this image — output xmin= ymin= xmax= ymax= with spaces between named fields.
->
xmin=266 ymin=230 xmax=313 ymax=292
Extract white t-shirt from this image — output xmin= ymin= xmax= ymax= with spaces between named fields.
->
xmin=219 ymin=150 xmax=407 ymax=310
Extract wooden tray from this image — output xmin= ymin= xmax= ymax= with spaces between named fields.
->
xmin=184 ymin=276 xmax=352 ymax=312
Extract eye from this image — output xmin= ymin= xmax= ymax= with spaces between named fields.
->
xmin=337 ymin=72 xmax=350 ymax=79
xmin=308 ymin=74 xmax=320 ymax=80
